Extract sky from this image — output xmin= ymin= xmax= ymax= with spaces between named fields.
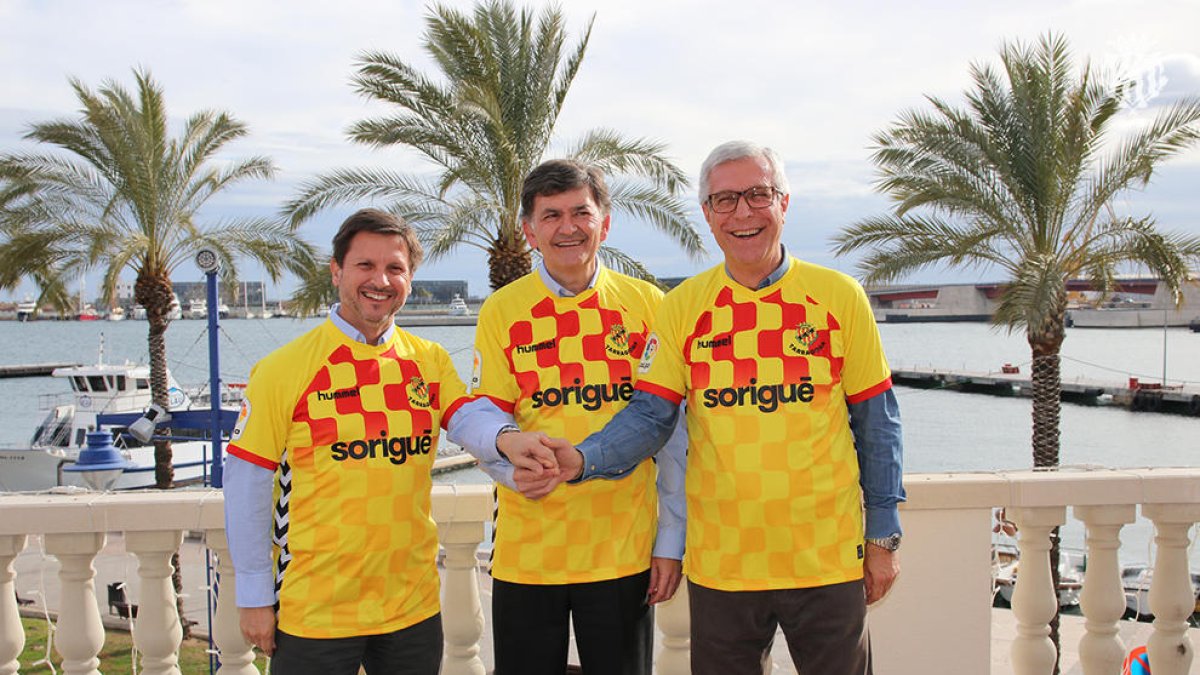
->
xmin=2 ymin=0 xmax=1199 ymax=301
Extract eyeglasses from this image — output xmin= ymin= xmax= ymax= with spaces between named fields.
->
xmin=705 ymin=187 xmax=781 ymax=213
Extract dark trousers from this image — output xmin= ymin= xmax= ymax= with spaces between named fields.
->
xmin=269 ymin=613 xmax=442 ymax=675
xmin=492 ymin=570 xmax=653 ymax=675
xmin=688 ymin=579 xmax=871 ymax=675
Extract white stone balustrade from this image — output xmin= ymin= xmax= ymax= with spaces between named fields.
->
xmin=0 ymin=471 xmax=1197 ymax=674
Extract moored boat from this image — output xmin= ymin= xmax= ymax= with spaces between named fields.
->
xmin=448 ymin=294 xmax=471 ymax=316
xmin=0 ymin=347 xmax=237 ymax=492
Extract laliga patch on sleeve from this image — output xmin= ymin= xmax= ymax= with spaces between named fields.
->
xmin=638 ymin=333 xmax=659 ymax=374
xmin=469 ymin=349 xmax=482 ymax=392
xmin=231 ymin=399 xmax=251 ymax=441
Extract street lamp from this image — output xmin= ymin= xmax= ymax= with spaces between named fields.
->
xmin=63 ymin=430 xmax=132 ymax=491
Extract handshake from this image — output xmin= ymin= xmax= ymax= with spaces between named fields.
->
xmin=497 ymin=431 xmax=584 ymax=499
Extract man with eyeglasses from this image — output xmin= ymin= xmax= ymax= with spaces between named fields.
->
xmin=512 ymin=141 xmax=905 ymax=675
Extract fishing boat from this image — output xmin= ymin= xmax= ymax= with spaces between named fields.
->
xmin=107 ymin=306 xmax=126 ymax=321
xmin=448 ymin=294 xmax=471 ymax=316
xmin=0 ymin=343 xmax=237 ymax=492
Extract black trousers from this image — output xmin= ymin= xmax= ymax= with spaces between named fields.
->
xmin=492 ymin=570 xmax=653 ymax=675
xmin=269 ymin=613 xmax=442 ymax=675
xmin=688 ymin=579 xmax=871 ymax=675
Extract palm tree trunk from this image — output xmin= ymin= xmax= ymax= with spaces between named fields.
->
xmin=487 ymin=231 xmax=532 ymax=290
xmin=134 ymin=272 xmax=190 ymax=635
xmin=1027 ymin=290 xmax=1067 ymax=675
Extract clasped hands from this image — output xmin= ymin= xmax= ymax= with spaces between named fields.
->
xmin=497 ymin=431 xmax=583 ymax=499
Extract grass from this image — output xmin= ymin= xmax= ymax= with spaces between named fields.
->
xmin=17 ymin=616 xmax=265 ymax=673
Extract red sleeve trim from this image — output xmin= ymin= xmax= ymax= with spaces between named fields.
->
xmin=847 ymin=377 xmax=893 ymax=404
xmin=441 ymin=395 xmax=469 ymax=430
xmin=483 ymin=394 xmax=516 ymax=414
xmin=634 ymin=380 xmax=685 ymax=405
xmin=227 ymin=444 xmax=279 ymax=471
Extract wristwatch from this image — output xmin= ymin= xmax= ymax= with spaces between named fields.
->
xmin=865 ymin=534 xmax=902 ymax=551
xmin=494 ymin=425 xmax=520 ymax=460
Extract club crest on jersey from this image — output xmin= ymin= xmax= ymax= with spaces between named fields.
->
xmin=231 ymin=399 xmax=250 ymax=441
xmin=604 ymin=323 xmax=631 ymax=356
xmin=639 ymin=333 xmax=659 ymax=374
xmin=407 ymin=376 xmax=432 ymax=408
xmin=787 ymin=322 xmax=827 ymax=356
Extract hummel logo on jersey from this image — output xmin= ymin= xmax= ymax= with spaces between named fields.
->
xmin=702 ymin=377 xmax=816 ymax=413
xmin=330 ymin=429 xmax=434 ymax=465
xmin=317 ymin=387 xmax=360 ymax=402
xmin=531 ymin=376 xmax=634 ymax=411
xmin=696 ymin=336 xmax=731 ymax=349
xmin=516 ymin=338 xmax=555 ymax=354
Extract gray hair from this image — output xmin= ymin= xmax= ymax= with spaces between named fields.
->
xmin=697 ymin=140 xmax=790 ymax=204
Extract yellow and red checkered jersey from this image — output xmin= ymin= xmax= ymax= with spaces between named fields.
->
xmin=470 ymin=268 xmax=663 ymax=584
xmin=636 ymin=258 xmax=892 ymax=591
xmin=227 ymin=320 xmax=468 ymax=638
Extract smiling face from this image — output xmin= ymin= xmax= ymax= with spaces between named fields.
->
xmin=702 ymin=156 xmax=790 ymax=288
xmin=330 ymin=231 xmax=413 ymax=343
xmin=522 ymin=185 xmax=611 ymax=293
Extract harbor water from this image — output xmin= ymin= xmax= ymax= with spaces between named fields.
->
xmin=1 ymin=317 xmax=1198 ymax=566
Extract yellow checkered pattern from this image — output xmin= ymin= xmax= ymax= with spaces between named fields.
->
xmin=473 ymin=269 xmax=663 ymax=584
xmin=229 ymin=321 xmax=466 ymax=638
xmin=639 ymin=259 xmax=891 ymax=591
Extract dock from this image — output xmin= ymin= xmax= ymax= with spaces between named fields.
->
xmin=891 ymin=366 xmax=1200 ymax=416
xmin=0 ymin=362 xmax=79 ymax=379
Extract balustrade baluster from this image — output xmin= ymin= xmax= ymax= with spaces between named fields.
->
xmin=126 ymin=530 xmax=184 ymax=675
xmin=1141 ymin=503 xmax=1200 ymax=675
xmin=1074 ymin=504 xmax=1135 ymax=674
xmin=44 ymin=532 xmax=106 ymax=675
xmin=438 ymin=521 xmax=486 ymax=675
xmin=655 ymin=580 xmax=690 ymax=675
xmin=0 ymin=535 xmax=27 ymax=675
xmin=1008 ymin=506 xmax=1064 ymax=675
xmin=204 ymin=530 xmax=258 ymax=675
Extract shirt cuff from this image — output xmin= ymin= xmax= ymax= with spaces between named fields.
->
xmin=865 ymin=505 xmax=902 ymax=539
xmin=652 ymin=521 xmax=685 ymax=560
xmin=575 ymin=438 xmax=635 ymax=481
xmin=234 ymin=570 xmax=277 ymax=608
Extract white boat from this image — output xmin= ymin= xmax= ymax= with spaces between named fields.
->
xmin=187 ymin=298 xmax=207 ymax=320
xmin=0 ymin=351 xmax=237 ymax=492
xmin=15 ymin=299 xmax=37 ymax=322
xmin=993 ymin=547 xmax=1086 ymax=609
xmin=107 ymin=306 xmax=126 ymax=321
xmin=132 ymin=294 xmax=182 ymax=321
xmin=1121 ymin=565 xmax=1200 ymax=621
xmin=448 ymin=294 xmax=471 ymax=316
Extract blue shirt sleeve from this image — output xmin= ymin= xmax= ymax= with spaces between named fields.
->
xmin=576 ymin=389 xmax=679 ymax=479
xmin=651 ymin=407 xmax=687 ymax=560
xmin=222 ymin=454 xmax=277 ymax=608
xmin=848 ymin=388 xmax=906 ymax=538
xmin=445 ymin=397 xmax=518 ymax=490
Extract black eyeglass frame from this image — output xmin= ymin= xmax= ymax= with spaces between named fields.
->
xmin=704 ymin=186 xmax=783 ymax=213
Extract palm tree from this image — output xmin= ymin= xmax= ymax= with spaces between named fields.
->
xmin=833 ymin=33 xmax=1200 ymax=672
xmin=285 ymin=0 xmax=702 ymax=300
xmin=0 ymin=69 xmax=317 ymax=488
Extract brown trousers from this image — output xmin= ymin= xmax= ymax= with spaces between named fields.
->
xmin=688 ymin=579 xmax=871 ymax=675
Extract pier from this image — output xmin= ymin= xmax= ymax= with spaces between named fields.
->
xmin=892 ymin=366 xmax=1200 ymax=415
xmin=0 ymin=362 xmax=79 ymax=379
